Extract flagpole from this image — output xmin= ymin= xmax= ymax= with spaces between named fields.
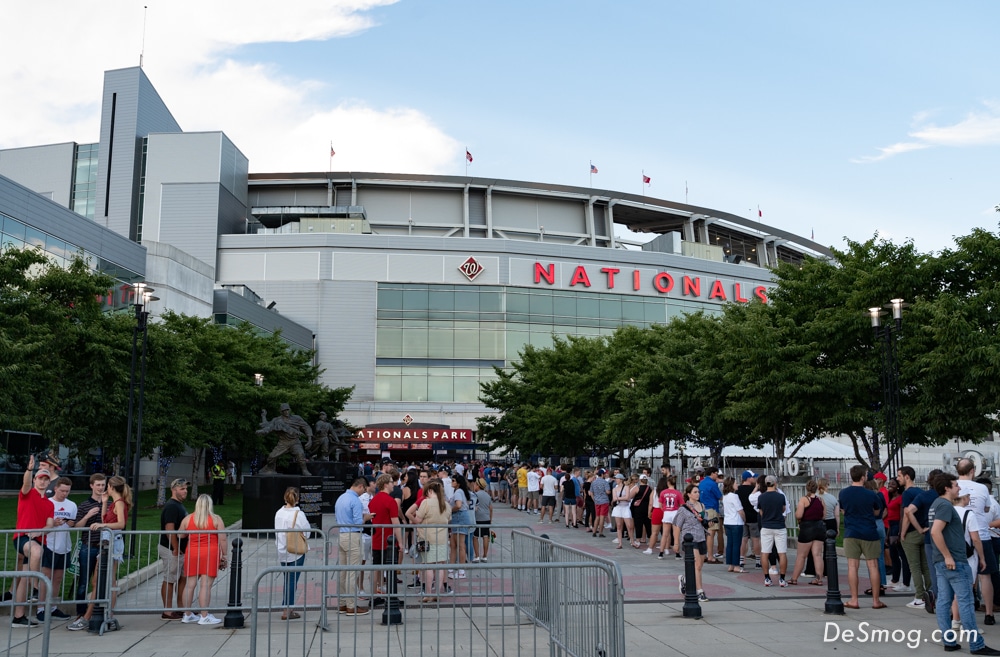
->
xmin=685 ymin=180 xmax=688 ymax=204
xmin=590 ymin=161 xmax=592 ymax=187
xmin=465 ymin=146 xmax=468 ymax=177
xmin=329 ymin=141 xmax=333 ymax=172
xmin=641 ymin=170 xmax=645 ymax=198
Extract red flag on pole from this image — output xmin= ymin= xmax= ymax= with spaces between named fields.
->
xmin=330 ymin=142 xmax=335 ymax=157
xmin=466 ymin=150 xmax=473 ymax=163
xmin=642 ymin=174 xmax=651 ymax=184
xmin=758 ymin=205 xmax=762 ymax=217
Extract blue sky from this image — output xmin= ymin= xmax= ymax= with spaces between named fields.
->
xmin=3 ymin=0 xmax=998 ymax=254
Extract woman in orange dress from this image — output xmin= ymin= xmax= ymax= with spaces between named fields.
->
xmin=180 ymin=494 xmax=226 ymax=625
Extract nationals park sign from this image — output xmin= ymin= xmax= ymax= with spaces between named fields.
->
xmin=514 ymin=259 xmax=771 ymax=304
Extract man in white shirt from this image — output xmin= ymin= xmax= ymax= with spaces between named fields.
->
xmin=39 ymin=477 xmax=76 ymax=621
xmin=437 ymin=467 xmax=454 ymax=503
xmin=539 ymin=470 xmax=559 ymax=523
xmin=526 ymin=466 xmax=542 ymax=515
xmin=957 ymin=458 xmax=996 ymax=623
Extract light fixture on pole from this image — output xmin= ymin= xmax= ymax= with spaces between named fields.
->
xmin=124 ymin=283 xmax=158 ymax=547
xmin=254 ymin=373 xmax=264 ymax=387
xmin=868 ymin=298 xmax=905 ymax=472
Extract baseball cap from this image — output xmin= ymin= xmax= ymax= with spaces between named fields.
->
xmin=35 ymin=468 xmax=52 ymax=479
xmin=170 ymin=478 xmax=190 ymax=488
xmin=741 ymin=470 xmax=757 ymax=481
xmin=614 ymin=473 xmax=625 ymax=480
xmin=639 ymin=474 xmax=649 ymax=481
xmin=438 ymin=465 xmax=451 ymax=474
xmin=873 ymin=472 xmax=888 ymax=481
xmin=764 ymin=475 xmax=778 ymax=486
xmin=597 ymin=469 xmax=606 ymax=475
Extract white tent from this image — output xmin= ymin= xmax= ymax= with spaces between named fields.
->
xmin=634 ymin=437 xmax=856 ymax=460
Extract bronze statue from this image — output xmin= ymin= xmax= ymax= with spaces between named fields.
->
xmin=305 ymin=412 xmax=334 ymax=461
xmin=257 ymin=402 xmax=313 ymax=475
xmin=305 ymin=411 xmax=354 ymax=461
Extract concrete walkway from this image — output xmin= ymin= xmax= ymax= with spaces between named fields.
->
xmin=3 ymin=503 xmax=995 ymax=656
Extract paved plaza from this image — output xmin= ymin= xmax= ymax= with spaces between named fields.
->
xmin=3 ymin=503 xmax=991 ymax=656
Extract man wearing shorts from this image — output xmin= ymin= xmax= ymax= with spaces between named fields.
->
xmin=957 ymin=457 xmax=998 ymax=624
xmin=539 ymin=469 xmax=558 ymax=523
xmin=590 ymin=470 xmax=610 ymax=537
xmin=757 ymin=475 xmax=787 ymax=587
xmin=516 ymin=464 xmax=529 ymax=511
xmin=526 ymin=466 xmax=541 ymax=515
xmin=159 ymin=478 xmax=189 ymax=620
xmin=839 ymin=464 xmax=885 ymax=609
xmin=38 ymin=477 xmax=76 ymax=621
xmin=11 ymin=455 xmax=54 ymax=628
xmin=737 ymin=470 xmax=762 ymax=569
xmin=699 ymin=467 xmax=724 ymax=561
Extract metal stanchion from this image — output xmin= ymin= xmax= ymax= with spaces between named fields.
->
xmin=88 ymin=539 xmax=120 ymax=634
xmin=681 ymin=533 xmax=702 ymax=619
xmin=224 ymin=537 xmax=245 ymax=628
xmin=824 ymin=529 xmax=845 ymax=615
xmin=381 ymin=534 xmax=402 ymax=625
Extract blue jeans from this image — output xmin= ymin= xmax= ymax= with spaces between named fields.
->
xmin=282 ymin=555 xmax=305 ymax=606
xmin=724 ymin=525 xmax=743 ymax=566
xmin=875 ymin=521 xmax=886 ymax=586
xmin=935 ymin=561 xmax=984 ymax=651
xmin=925 ymin=541 xmax=939 ymax=596
xmin=76 ymin=544 xmax=101 ymax=616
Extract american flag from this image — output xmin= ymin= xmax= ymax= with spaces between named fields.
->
xmin=330 ymin=143 xmax=335 ymax=157
xmin=466 ymin=150 xmax=473 ymax=163
xmin=642 ymin=174 xmax=651 ymax=184
xmin=590 ymin=164 xmax=598 ymax=174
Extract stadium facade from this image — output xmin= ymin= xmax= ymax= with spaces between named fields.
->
xmin=0 ymin=66 xmax=831 ymax=463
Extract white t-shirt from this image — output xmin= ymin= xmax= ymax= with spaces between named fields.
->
xmin=527 ymin=470 xmax=541 ymax=492
xmin=48 ymin=497 xmax=78 ymax=554
xmin=541 ymin=474 xmax=558 ymax=497
xmin=454 ymin=463 xmax=465 ymax=477
xmin=722 ymin=492 xmax=744 ymax=526
xmin=958 ymin=479 xmax=992 ymax=540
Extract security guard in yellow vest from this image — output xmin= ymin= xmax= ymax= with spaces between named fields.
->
xmin=211 ymin=461 xmax=226 ymax=505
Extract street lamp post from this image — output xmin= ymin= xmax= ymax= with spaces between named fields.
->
xmin=124 ymin=283 xmax=158 ymax=542
xmin=868 ymin=298 xmax=905 ymax=472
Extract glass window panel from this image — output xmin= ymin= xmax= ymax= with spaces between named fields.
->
xmin=24 ymin=226 xmax=46 ymax=249
xmin=2 ymin=216 xmax=26 ymax=241
xmin=2 ymin=236 xmax=25 ymax=252
xmin=376 ymin=328 xmax=403 ymax=358
xmin=428 ymin=289 xmax=454 ymax=311
xmin=479 ymin=330 xmax=503 ymax=360
xmin=401 ymin=328 xmax=428 ymax=357
xmin=401 ymin=375 xmax=428 ymax=402
xmin=552 ymin=294 xmax=576 ymax=318
xmin=402 ymin=287 xmax=429 ymax=310
xmin=645 ymin=301 xmax=666 ymax=323
xmin=454 ymin=329 xmax=480 ymax=358
xmin=507 ymin=292 xmax=529 ymax=313
xmin=506 ymin=331 xmax=529 ymax=361
xmin=622 ymin=299 xmax=645 ymax=321
xmin=575 ymin=325 xmax=600 ymax=336
xmin=576 ymin=294 xmax=599 ymax=319
xmin=428 ymin=329 xmax=454 ymax=358
xmin=427 ymin=367 xmax=454 ymax=376
xmin=427 ymin=377 xmax=454 ymax=402
xmin=376 ymin=366 xmax=402 ymax=375
xmin=455 ymin=289 xmax=479 ymax=311
xmin=454 ymin=378 xmax=482 ymax=403
xmin=529 ymin=293 xmax=553 ymax=317
xmin=529 ymin=332 xmax=555 ymax=348
xmin=377 ymin=287 xmax=403 ymax=310
xmin=480 ymin=291 xmax=502 ymax=312
xmin=600 ymin=296 xmax=621 ymax=319
xmin=375 ymin=375 xmax=402 ymax=401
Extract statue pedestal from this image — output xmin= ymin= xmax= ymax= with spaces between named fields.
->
xmin=241 ymin=461 xmax=355 ymax=530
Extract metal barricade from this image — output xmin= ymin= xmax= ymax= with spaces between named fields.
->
xmin=249 ymin=561 xmax=621 ymax=657
xmin=511 ymin=530 xmax=625 ymax=657
xmin=1 ymin=569 xmax=53 ymax=657
xmin=85 ymin=527 xmax=329 ymax=616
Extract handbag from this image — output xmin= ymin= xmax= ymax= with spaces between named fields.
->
xmin=415 ymin=540 xmax=430 ymax=553
xmin=285 ymin=510 xmax=308 ymax=555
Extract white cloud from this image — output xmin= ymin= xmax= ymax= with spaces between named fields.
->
xmin=854 ymin=101 xmax=1000 ymax=163
xmin=0 ymin=1 xmax=460 ymax=173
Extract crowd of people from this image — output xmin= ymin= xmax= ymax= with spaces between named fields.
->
xmin=13 ymin=452 xmax=1000 ymax=652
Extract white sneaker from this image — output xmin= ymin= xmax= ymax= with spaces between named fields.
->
xmin=358 ymin=589 xmax=370 ymax=598
xmin=182 ymin=612 xmax=200 ymax=623
xmin=480 ymin=557 xmax=487 ymax=563
xmin=457 ymin=570 xmax=467 ymax=579
xmin=713 ymin=553 xmax=724 ymax=560
xmin=198 ymin=613 xmax=222 ymax=625
xmin=643 ymin=548 xmax=653 ymax=555
xmin=678 ymin=574 xmax=686 ymax=595
xmin=604 ymin=523 xmax=612 ymax=529
xmin=472 ymin=557 xmax=481 ymax=563
xmin=906 ymin=598 xmax=925 ymax=608
xmin=769 ymin=566 xmax=779 ymax=575
xmin=892 ymin=584 xmax=915 ymax=594
xmin=612 ymin=538 xmax=620 ymax=544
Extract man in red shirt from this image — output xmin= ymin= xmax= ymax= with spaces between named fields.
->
xmin=369 ymin=474 xmax=404 ymax=603
xmin=12 ymin=455 xmax=55 ymax=628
